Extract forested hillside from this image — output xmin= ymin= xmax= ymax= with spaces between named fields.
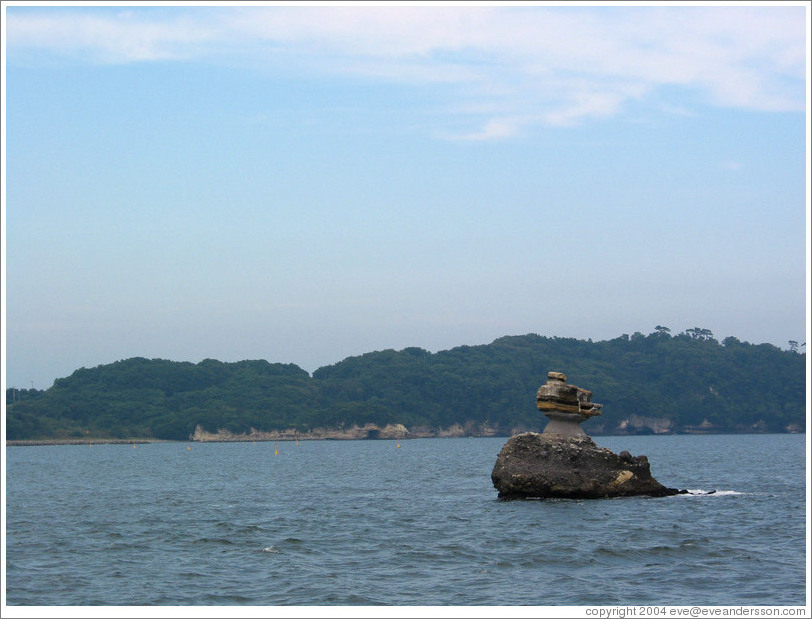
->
xmin=6 ymin=330 xmax=806 ymax=441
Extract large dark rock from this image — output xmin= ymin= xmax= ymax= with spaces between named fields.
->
xmin=491 ymin=432 xmax=683 ymax=500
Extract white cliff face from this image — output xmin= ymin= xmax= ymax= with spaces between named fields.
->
xmin=618 ymin=415 xmax=673 ymax=434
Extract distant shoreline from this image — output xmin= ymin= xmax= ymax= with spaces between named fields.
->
xmin=5 ymin=438 xmax=169 ymax=446
xmin=5 ymin=429 xmax=804 ymax=447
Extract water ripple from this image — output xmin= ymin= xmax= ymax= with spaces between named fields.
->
xmin=5 ymin=435 xmax=806 ymax=606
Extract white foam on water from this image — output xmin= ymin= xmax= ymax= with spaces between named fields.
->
xmin=683 ymin=489 xmax=745 ymax=496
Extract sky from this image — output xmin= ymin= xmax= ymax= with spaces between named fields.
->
xmin=2 ymin=2 xmax=809 ymax=390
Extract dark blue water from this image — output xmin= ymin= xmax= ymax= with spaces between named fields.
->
xmin=4 ymin=434 xmax=807 ymax=606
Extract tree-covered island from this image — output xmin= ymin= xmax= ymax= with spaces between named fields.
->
xmin=6 ymin=329 xmax=806 ymax=442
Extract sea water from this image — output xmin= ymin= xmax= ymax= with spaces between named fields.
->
xmin=4 ymin=434 xmax=807 ymax=606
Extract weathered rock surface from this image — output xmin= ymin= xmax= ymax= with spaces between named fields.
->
xmin=536 ymin=371 xmax=602 ymax=436
xmin=536 ymin=373 xmax=602 ymax=415
xmin=491 ymin=432 xmax=684 ymax=500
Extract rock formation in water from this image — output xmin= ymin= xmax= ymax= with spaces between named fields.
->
xmin=491 ymin=372 xmax=683 ymax=500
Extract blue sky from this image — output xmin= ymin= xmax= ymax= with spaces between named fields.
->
xmin=2 ymin=3 xmax=809 ymax=390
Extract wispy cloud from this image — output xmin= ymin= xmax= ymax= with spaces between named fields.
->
xmin=6 ymin=9 xmax=216 ymax=62
xmin=445 ymin=117 xmax=524 ymax=141
xmin=5 ymin=5 xmax=806 ymax=138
